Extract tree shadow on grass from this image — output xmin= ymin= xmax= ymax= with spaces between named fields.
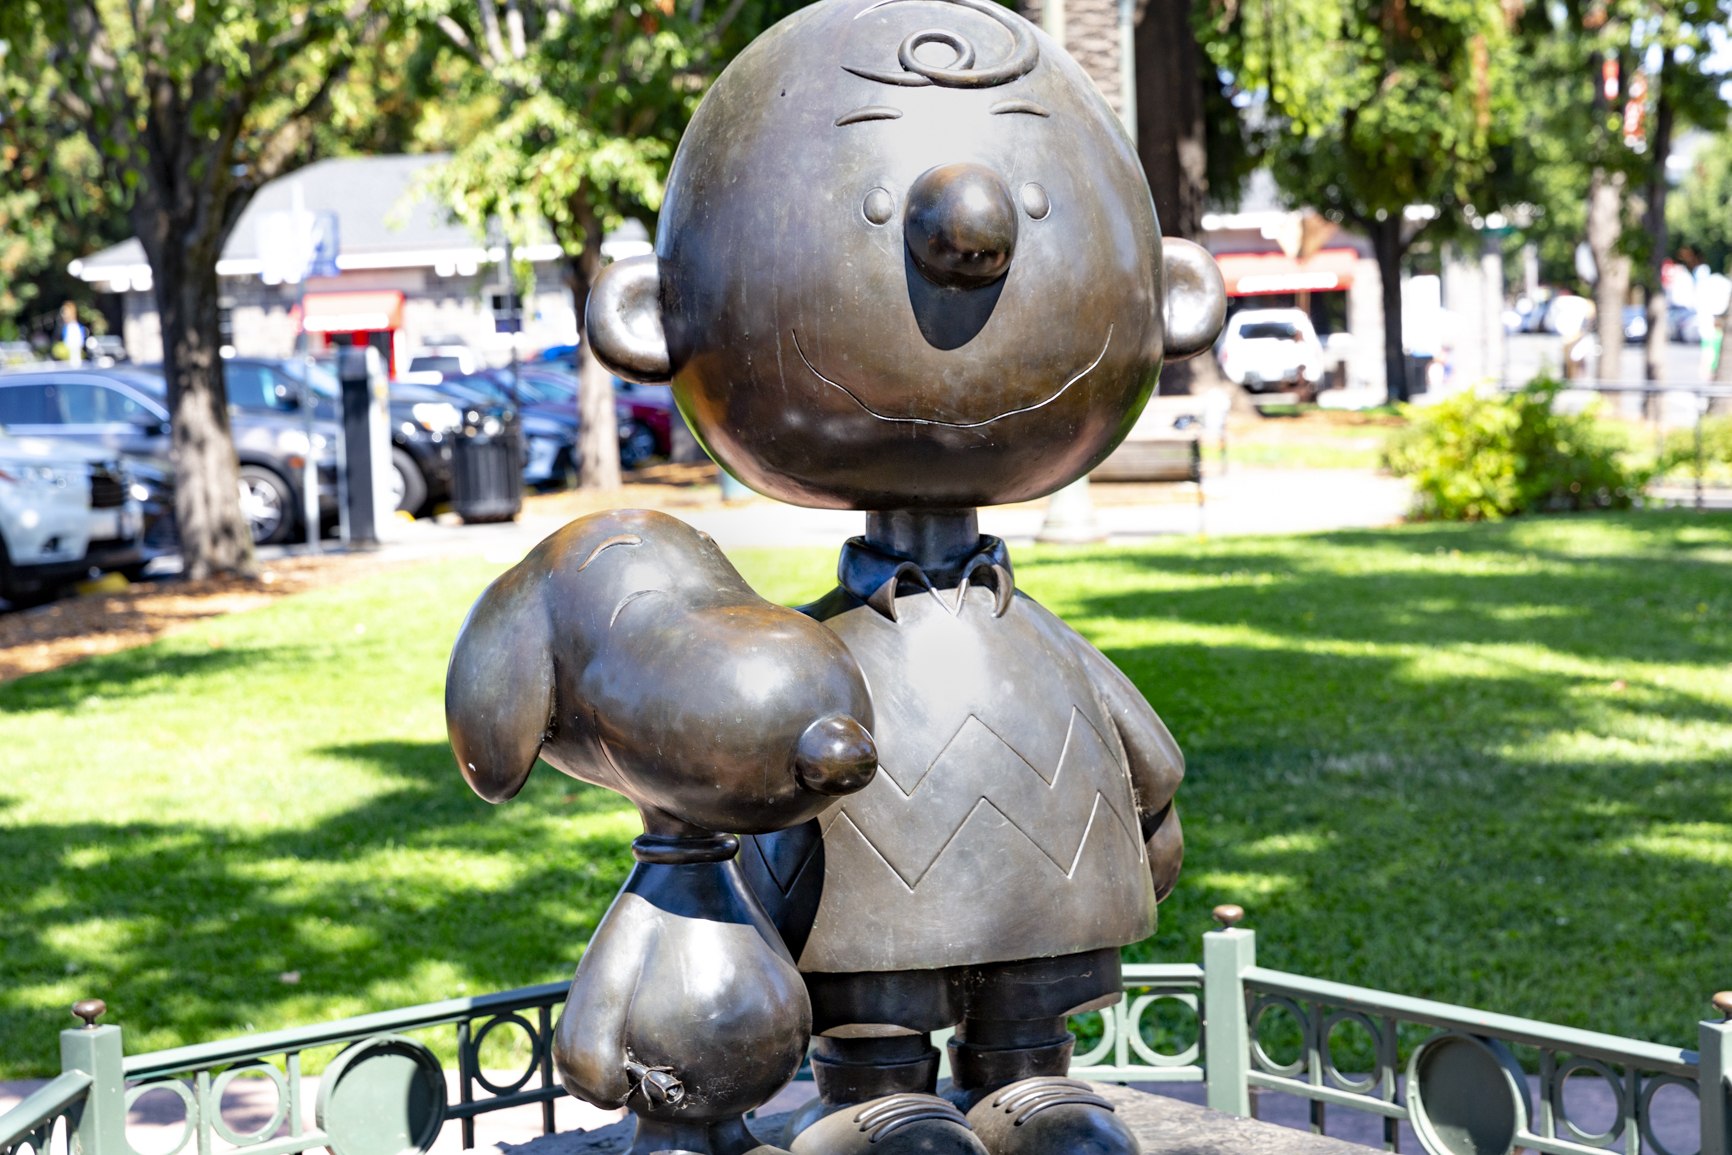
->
xmin=6 ymin=513 xmax=1725 ymax=1073
xmin=0 ymin=740 xmax=639 ymax=1075
xmin=1030 ymin=514 xmax=1732 ymax=671
xmin=1030 ymin=516 xmax=1732 ymax=1047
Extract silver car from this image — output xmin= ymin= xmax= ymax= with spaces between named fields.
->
xmin=0 ymin=432 xmax=145 ymax=606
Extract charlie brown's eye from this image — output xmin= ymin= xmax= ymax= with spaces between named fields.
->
xmin=863 ymin=187 xmax=895 ymax=225
xmin=1020 ymin=183 xmax=1050 ymax=220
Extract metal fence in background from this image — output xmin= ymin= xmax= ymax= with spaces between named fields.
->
xmin=1505 ymin=380 xmax=1732 ymax=511
xmin=5 ymin=916 xmax=1727 ymax=1155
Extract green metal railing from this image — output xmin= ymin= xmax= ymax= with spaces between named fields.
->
xmin=5 ymin=918 xmax=1727 ymax=1155
xmin=1067 ymin=915 xmax=1731 ymax=1155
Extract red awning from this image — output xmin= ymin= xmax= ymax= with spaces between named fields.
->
xmin=299 ymin=290 xmax=405 ymax=333
xmin=1215 ymin=249 xmax=1359 ymax=296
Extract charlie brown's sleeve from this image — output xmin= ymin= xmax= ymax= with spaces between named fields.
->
xmin=1072 ymin=637 xmax=1185 ymax=902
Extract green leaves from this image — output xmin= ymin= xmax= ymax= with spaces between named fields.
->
xmin=418 ymin=0 xmax=804 ymax=271
xmin=1207 ymin=0 xmax=1517 ymax=231
xmin=1383 ymin=379 xmax=1651 ymax=521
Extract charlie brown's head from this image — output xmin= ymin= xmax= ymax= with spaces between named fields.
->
xmin=587 ymin=0 xmax=1225 ymax=509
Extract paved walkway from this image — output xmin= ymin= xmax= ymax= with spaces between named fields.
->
xmin=340 ymin=467 xmax=1414 ymax=573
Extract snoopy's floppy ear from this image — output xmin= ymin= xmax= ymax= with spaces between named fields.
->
xmin=446 ymin=564 xmax=556 ymax=804
xmin=1162 ymin=239 xmax=1228 ymax=361
xmin=584 ymin=254 xmax=671 ymax=383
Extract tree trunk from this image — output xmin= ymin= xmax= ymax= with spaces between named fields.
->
xmin=1135 ymin=0 xmax=1228 ymax=397
xmin=138 ymin=198 xmax=256 ymax=580
xmin=1586 ymin=166 xmax=1629 ymax=382
xmin=1136 ymin=0 xmax=1206 ymax=242
xmin=565 ymin=220 xmax=620 ymax=492
xmin=1641 ymin=48 xmax=1675 ymax=417
xmin=1370 ymin=216 xmax=1409 ymax=405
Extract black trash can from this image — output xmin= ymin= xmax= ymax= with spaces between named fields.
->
xmin=451 ymin=412 xmax=523 ymax=524
xmin=1404 ymin=353 xmax=1435 ymax=397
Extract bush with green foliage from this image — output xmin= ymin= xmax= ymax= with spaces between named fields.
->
xmin=1657 ymin=415 xmax=1732 ymax=484
xmin=1383 ymin=378 xmax=1649 ymax=520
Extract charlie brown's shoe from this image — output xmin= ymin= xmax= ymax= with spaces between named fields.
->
xmin=964 ymin=1077 xmax=1140 ymax=1155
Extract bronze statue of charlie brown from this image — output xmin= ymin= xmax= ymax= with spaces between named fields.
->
xmin=446 ymin=0 xmax=1227 ymax=1151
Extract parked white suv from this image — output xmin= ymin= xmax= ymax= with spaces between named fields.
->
xmin=401 ymin=346 xmax=479 ymax=385
xmin=1217 ymin=308 xmax=1326 ymax=393
xmin=0 ymin=432 xmax=146 ymax=606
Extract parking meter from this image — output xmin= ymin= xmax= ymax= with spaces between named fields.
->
xmin=334 ymin=345 xmax=391 ymax=547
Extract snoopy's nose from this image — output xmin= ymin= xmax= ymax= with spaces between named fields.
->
xmin=905 ymin=163 xmax=1017 ymax=290
xmin=795 ymin=714 xmax=878 ymax=796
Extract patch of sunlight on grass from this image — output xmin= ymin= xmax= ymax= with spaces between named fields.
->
xmin=1183 ymin=872 xmax=1298 ymax=901
xmin=1606 ymin=825 xmax=1732 ymax=867
xmin=1240 ymin=832 xmax=1332 ymax=856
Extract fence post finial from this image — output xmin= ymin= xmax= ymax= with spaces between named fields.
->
xmin=1203 ymin=903 xmax=1256 ymax=1118
xmin=1702 ymin=994 xmax=1731 ymax=1155
xmin=61 ymin=1000 xmax=125 ymax=1155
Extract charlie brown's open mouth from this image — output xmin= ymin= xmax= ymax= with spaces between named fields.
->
xmin=790 ymin=326 xmax=1113 ymax=428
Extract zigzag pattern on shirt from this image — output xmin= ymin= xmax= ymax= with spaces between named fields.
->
xmin=818 ymin=705 xmax=1140 ymax=889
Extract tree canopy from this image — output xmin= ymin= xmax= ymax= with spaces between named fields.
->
xmin=414 ymin=0 xmax=803 ymax=488
xmin=0 ymin=0 xmax=401 ymax=576
xmin=1201 ymin=0 xmax=1519 ymax=401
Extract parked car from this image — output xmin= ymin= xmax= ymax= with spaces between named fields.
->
xmin=614 ymin=380 xmax=675 ymax=465
xmin=0 ymin=431 xmax=147 ymax=606
xmin=0 ymin=365 xmax=338 ymax=546
xmin=1216 ymin=308 xmax=1326 ymax=393
xmin=1622 ymin=305 xmax=1649 ymax=342
xmin=435 ymin=371 xmax=577 ymax=489
xmin=401 ymin=346 xmax=479 ymax=385
xmin=1669 ymin=303 xmax=1707 ymax=345
xmin=500 ymin=363 xmax=672 ymax=467
xmin=253 ymin=356 xmax=461 ymax=519
xmin=1541 ymin=294 xmax=1593 ymax=337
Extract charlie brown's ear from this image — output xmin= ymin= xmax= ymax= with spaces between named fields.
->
xmin=584 ymin=254 xmax=672 ymax=383
xmin=446 ymin=563 xmax=556 ymax=804
xmin=1162 ymin=239 xmax=1228 ymax=361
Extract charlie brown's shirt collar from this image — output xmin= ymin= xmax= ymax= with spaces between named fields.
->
xmin=836 ymin=534 xmax=1015 ymax=622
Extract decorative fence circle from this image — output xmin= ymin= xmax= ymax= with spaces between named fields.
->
xmin=1125 ymin=992 xmax=1201 ymax=1068
xmin=208 ymin=1062 xmax=290 ymax=1146
xmin=1321 ymin=1010 xmax=1383 ymax=1095
xmin=1552 ymin=1057 xmax=1626 ymax=1147
xmin=1406 ymin=1033 xmax=1531 ymax=1155
xmin=1639 ymin=1075 xmax=1703 ymax=1155
xmin=1249 ymin=995 xmax=1309 ymax=1079
xmin=123 ymin=1078 xmax=196 ymax=1155
xmin=315 ymin=1036 xmax=448 ymax=1155
xmin=464 ymin=1013 xmax=544 ymax=1097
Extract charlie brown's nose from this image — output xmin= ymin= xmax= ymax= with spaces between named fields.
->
xmin=904 ymin=163 xmax=1017 ymax=290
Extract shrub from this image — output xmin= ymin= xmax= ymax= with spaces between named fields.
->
xmin=1657 ymin=414 xmax=1732 ymax=483
xmin=1382 ymin=377 xmax=1650 ymax=521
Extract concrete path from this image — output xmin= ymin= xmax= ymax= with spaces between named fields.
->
xmin=338 ymin=467 xmax=1414 ymax=575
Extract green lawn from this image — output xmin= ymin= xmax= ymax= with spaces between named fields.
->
xmin=2 ymin=512 xmax=1729 ymax=1077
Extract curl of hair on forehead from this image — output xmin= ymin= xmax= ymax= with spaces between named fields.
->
xmin=844 ymin=0 xmax=1039 ymax=89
